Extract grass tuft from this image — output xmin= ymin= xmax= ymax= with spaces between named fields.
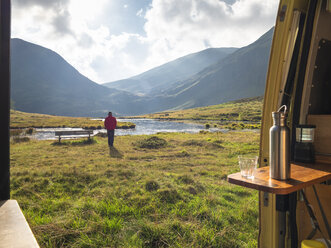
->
xmin=12 ymin=136 xmax=30 ymax=143
xmin=183 ymin=139 xmax=206 ymax=146
xmin=177 ymin=175 xmax=195 ymax=184
xmin=145 ymin=180 xmax=160 ymax=192
xmin=133 ymin=136 xmax=168 ymax=149
xmin=52 ymin=138 xmax=97 ymax=146
xmin=158 ymin=189 xmax=182 ymax=204
xmin=138 ymin=224 xmax=170 ymax=248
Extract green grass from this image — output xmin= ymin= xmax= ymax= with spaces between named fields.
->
xmin=10 ymin=131 xmax=259 ymax=247
xmin=10 ymin=110 xmax=135 ymax=129
xmin=136 ymin=97 xmax=263 ymax=123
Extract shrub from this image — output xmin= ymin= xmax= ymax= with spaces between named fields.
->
xmin=95 ymin=132 xmax=107 ymax=138
xmin=177 ymin=150 xmax=190 ymax=157
xmin=10 ymin=129 xmax=24 ymax=137
xmin=134 ymin=136 xmax=167 ymax=149
xmin=118 ymin=124 xmax=135 ymax=129
xmin=145 ymin=180 xmax=160 ymax=192
xmin=209 ymin=140 xmax=224 ymax=149
xmin=177 ymin=175 xmax=194 ymax=184
xmin=117 ymin=170 xmax=134 ymax=179
xmin=205 ymin=123 xmax=210 ymax=129
xmin=26 ymin=128 xmax=34 ymax=134
xmin=187 ymin=186 xmax=197 ymax=195
xmin=12 ymin=136 xmax=30 ymax=143
xmin=183 ymin=140 xmax=206 ymax=146
xmin=72 ymin=138 xmax=96 ymax=145
xmin=52 ymin=138 xmax=96 ymax=146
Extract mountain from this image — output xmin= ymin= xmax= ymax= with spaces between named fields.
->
xmin=10 ymin=38 xmax=145 ymax=117
xmin=103 ymin=47 xmax=237 ymax=95
xmin=103 ymin=28 xmax=273 ymax=113
xmin=162 ymin=28 xmax=273 ymax=109
xmin=10 ymin=28 xmax=273 ymax=117
xmin=136 ymin=28 xmax=274 ymax=112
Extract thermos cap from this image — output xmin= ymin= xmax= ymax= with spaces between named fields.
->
xmin=272 ymin=111 xmax=286 ymax=119
xmin=272 ymin=105 xmax=288 ymax=126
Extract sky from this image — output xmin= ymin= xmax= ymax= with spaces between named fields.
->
xmin=11 ymin=0 xmax=279 ymax=84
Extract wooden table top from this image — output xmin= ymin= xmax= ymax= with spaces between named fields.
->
xmin=227 ymin=162 xmax=331 ymax=195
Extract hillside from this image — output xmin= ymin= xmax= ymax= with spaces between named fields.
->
xmin=139 ymin=96 xmax=263 ymax=123
xmin=146 ymin=28 xmax=273 ymax=111
xmin=10 ymin=110 xmax=134 ymax=129
xmin=103 ymin=47 xmax=237 ymax=95
xmin=104 ymin=28 xmax=273 ymax=114
xmin=10 ymin=28 xmax=272 ymax=117
xmin=10 ymin=38 xmax=144 ymax=117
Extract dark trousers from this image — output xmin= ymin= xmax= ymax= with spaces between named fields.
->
xmin=107 ymin=130 xmax=115 ymax=146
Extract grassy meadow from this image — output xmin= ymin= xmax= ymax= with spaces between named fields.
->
xmin=10 ymin=110 xmax=135 ymax=129
xmin=136 ymin=97 xmax=263 ymax=130
xmin=10 ymin=131 xmax=260 ymax=248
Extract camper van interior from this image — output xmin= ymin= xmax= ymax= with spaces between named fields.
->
xmin=229 ymin=0 xmax=331 ymax=247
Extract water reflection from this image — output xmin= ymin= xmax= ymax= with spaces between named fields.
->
xmin=115 ymin=119 xmax=206 ymax=136
xmin=33 ymin=119 xmax=223 ymax=140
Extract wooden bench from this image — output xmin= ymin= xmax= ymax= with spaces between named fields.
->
xmin=55 ymin=130 xmax=93 ymax=142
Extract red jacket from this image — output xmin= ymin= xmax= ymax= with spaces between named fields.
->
xmin=104 ymin=116 xmax=117 ymax=130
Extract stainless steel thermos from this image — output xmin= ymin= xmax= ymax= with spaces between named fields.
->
xmin=269 ymin=105 xmax=290 ymax=180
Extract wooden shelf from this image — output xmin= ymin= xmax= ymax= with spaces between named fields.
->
xmin=227 ymin=162 xmax=331 ymax=195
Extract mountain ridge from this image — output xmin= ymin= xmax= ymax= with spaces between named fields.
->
xmin=10 ymin=38 xmax=145 ymax=117
xmin=10 ymin=28 xmax=273 ymax=117
xmin=134 ymin=27 xmax=274 ymax=112
xmin=103 ymin=47 xmax=238 ymax=95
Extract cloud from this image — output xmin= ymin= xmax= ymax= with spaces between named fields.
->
xmin=89 ymin=33 xmax=150 ymax=82
xmin=137 ymin=8 xmax=144 ymax=17
xmin=139 ymin=0 xmax=277 ymax=69
xmin=77 ymin=33 xmax=94 ymax=48
xmin=12 ymin=0 xmax=74 ymax=36
xmin=11 ymin=0 xmax=278 ymax=83
xmin=12 ymin=0 xmax=69 ymax=8
xmin=51 ymin=9 xmax=73 ymax=36
xmin=145 ymin=0 xmax=277 ymax=46
xmin=86 ymin=1 xmax=149 ymax=36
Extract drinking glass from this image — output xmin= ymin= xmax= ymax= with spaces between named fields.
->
xmin=238 ymin=155 xmax=258 ymax=179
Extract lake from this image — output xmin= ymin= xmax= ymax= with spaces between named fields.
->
xmin=33 ymin=119 xmax=224 ymax=140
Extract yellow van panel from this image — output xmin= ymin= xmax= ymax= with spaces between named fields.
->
xmin=260 ymin=0 xmax=309 ymax=169
xmin=259 ymin=0 xmax=309 ymax=247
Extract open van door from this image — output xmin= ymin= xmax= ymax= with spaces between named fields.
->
xmin=229 ymin=0 xmax=331 ymax=247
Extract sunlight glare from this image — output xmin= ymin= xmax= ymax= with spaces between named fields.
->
xmin=68 ymin=0 xmax=109 ymax=22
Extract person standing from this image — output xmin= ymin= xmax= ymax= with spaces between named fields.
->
xmin=104 ymin=112 xmax=117 ymax=147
